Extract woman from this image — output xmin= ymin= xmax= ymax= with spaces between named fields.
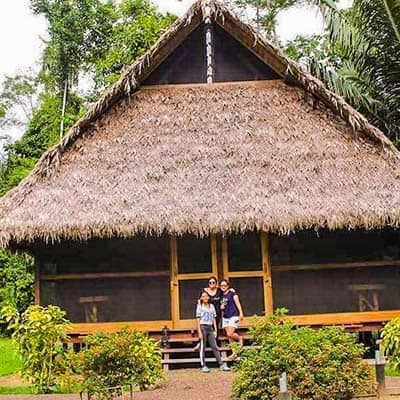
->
xmin=220 ymin=278 xmax=244 ymax=360
xmin=196 ymin=291 xmax=230 ymax=373
xmin=203 ymin=276 xmax=223 ymax=328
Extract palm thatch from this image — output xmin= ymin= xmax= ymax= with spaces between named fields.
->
xmin=0 ymin=0 xmax=399 ymax=248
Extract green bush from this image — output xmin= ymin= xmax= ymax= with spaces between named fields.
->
xmin=1 ymin=305 xmax=70 ymax=393
xmin=381 ymin=317 xmax=400 ymax=371
xmin=0 ymin=250 xmax=34 ymax=319
xmin=77 ymin=328 xmax=163 ymax=397
xmin=232 ymin=311 xmax=374 ymax=400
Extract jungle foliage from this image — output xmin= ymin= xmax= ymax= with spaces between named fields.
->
xmin=1 ymin=305 xmax=70 ymax=393
xmin=232 ymin=311 xmax=374 ymax=400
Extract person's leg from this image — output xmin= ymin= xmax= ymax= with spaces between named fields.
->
xmin=225 ymin=326 xmax=236 ymax=359
xmin=225 ymin=325 xmax=242 ymax=359
xmin=200 ymin=326 xmax=208 ymax=369
xmin=207 ymin=328 xmax=222 ymax=365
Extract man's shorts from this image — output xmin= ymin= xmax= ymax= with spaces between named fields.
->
xmin=222 ymin=316 xmax=240 ymax=328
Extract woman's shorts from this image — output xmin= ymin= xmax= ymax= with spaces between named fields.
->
xmin=222 ymin=316 xmax=240 ymax=328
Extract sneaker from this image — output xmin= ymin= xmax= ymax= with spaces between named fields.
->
xmin=201 ymin=366 xmax=210 ymax=373
xmin=220 ymin=363 xmax=230 ymax=371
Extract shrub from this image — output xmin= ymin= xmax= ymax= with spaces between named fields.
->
xmin=232 ymin=311 xmax=374 ymax=400
xmin=77 ymin=328 xmax=163 ymax=397
xmin=381 ymin=317 xmax=400 ymax=371
xmin=1 ymin=305 xmax=70 ymax=393
xmin=0 ymin=250 xmax=34 ymax=318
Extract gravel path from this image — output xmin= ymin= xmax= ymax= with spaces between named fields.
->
xmin=0 ymin=369 xmax=235 ymax=400
xmin=1 ymin=372 xmax=400 ymax=399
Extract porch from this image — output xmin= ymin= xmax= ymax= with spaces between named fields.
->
xmin=33 ymin=229 xmax=400 ymax=335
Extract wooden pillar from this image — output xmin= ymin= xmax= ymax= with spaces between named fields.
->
xmin=375 ymin=350 xmax=388 ymax=399
xmin=261 ymin=232 xmax=274 ymax=316
xmin=203 ymin=0 xmax=214 ymax=83
xmin=34 ymin=263 xmax=40 ymax=306
xmin=170 ymin=236 xmax=179 ymax=328
xmin=211 ymin=234 xmax=219 ymax=277
xmin=222 ymin=237 xmax=229 ymax=278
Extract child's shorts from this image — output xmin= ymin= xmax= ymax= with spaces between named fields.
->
xmin=222 ymin=316 xmax=240 ymax=328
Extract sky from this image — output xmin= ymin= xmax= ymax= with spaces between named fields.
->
xmin=0 ymin=0 xmax=325 ymax=83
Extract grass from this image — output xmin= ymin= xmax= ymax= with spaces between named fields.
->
xmin=0 ymin=386 xmax=34 ymax=395
xmin=0 ymin=337 xmax=21 ymax=376
xmin=385 ymin=364 xmax=400 ymax=377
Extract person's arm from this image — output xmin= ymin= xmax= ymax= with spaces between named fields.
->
xmin=197 ymin=318 xmax=203 ymax=340
xmin=196 ymin=304 xmax=203 ymax=340
xmin=212 ymin=305 xmax=218 ymax=333
xmin=233 ymin=294 xmax=244 ymax=321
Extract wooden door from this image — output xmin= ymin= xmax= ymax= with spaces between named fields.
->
xmin=222 ymin=232 xmax=273 ymax=325
xmin=170 ymin=235 xmax=218 ymax=329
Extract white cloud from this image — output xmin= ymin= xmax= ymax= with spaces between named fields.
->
xmin=0 ymin=0 xmax=47 ymax=82
xmin=153 ymin=0 xmax=196 ymax=15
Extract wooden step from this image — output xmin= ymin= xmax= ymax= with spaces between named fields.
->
xmin=161 ymin=345 xmax=258 ymax=353
xmin=162 ymin=357 xmax=237 ymax=364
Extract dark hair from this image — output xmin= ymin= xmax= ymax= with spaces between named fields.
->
xmin=219 ymin=278 xmax=230 ymax=287
xmin=199 ymin=290 xmax=210 ymax=305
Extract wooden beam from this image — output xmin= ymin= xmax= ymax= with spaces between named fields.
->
xmin=69 ymin=320 xmax=173 ymax=335
xmin=261 ymin=232 xmax=274 ymax=315
xmin=176 ymin=273 xmax=214 ymax=280
xmin=67 ymin=310 xmax=400 ymax=335
xmin=34 ymin=263 xmax=40 ymax=306
xmin=226 ymin=271 xmax=264 ymax=278
xmin=40 ymin=271 xmax=170 ymax=281
xmin=140 ymin=79 xmax=283 ymax=92
xmin=170 ymin=236 xmax=179 ymax=330
xmin=286 ymin=310 xmax=400 ymax=326
xmin=272 ymin=259 xmax=400 ymax=273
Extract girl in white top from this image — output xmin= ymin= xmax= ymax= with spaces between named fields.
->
xmin=196 ymin=291 xmax=230 ymax=373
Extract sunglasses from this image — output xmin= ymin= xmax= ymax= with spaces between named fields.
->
xmin=208 ymin=280 xmax=217 ymax=284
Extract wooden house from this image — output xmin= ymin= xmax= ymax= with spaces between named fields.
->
xmin=1 ymin=0 xmax=400 ymax=337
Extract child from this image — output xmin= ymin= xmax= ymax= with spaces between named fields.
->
xmin=196 ymin=290 xmax=230 ymax=373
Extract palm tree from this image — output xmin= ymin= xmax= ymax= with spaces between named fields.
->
xmin=310 ymin=0 xmax=400 ymax=144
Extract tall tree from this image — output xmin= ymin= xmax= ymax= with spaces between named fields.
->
xmin=90 ymin=0 xmax=176 ymax=91
xmin=225 ymin=0 xmax=298 ymax=42
xmin=31 ymin=0 xmax=116 ymax=137
xmin=308 ymin=0 xmax=400 ymax=144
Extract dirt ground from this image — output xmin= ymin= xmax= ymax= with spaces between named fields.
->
xmin=0 ymin=369 xmax=235 ymax=400
xmin=2 ymin=371 xmax=400 ymax=400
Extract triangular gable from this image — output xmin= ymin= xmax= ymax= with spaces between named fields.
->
xmin=144 ymin=21 xmax=279 ymax=85
xmin=144 ymin=25 xmax=206 ymax=85
xmin=213 ymin=24 xmax=279 ymax=82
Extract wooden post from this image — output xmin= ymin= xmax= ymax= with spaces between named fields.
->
xmin=261 ymin=232 xmax=273 ymax=316
xmin=203 ymin=0 xmax=214 ymax=83
xmin=279 ymin=372 xmax=292 ymax=400
xmin=170 ymin=236 xmax=179 ymax=329
xmin=375 ymin=350 xmax=388 ymax=399
xmin=34 ymin=263 xmax=40 ymax=305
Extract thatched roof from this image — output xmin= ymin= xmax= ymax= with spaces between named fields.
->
xmin=0 ymin=0 xmax=400 ymax=247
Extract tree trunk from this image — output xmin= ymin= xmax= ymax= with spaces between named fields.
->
xmin=59 ymin=79 xmax=68 ymax=139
